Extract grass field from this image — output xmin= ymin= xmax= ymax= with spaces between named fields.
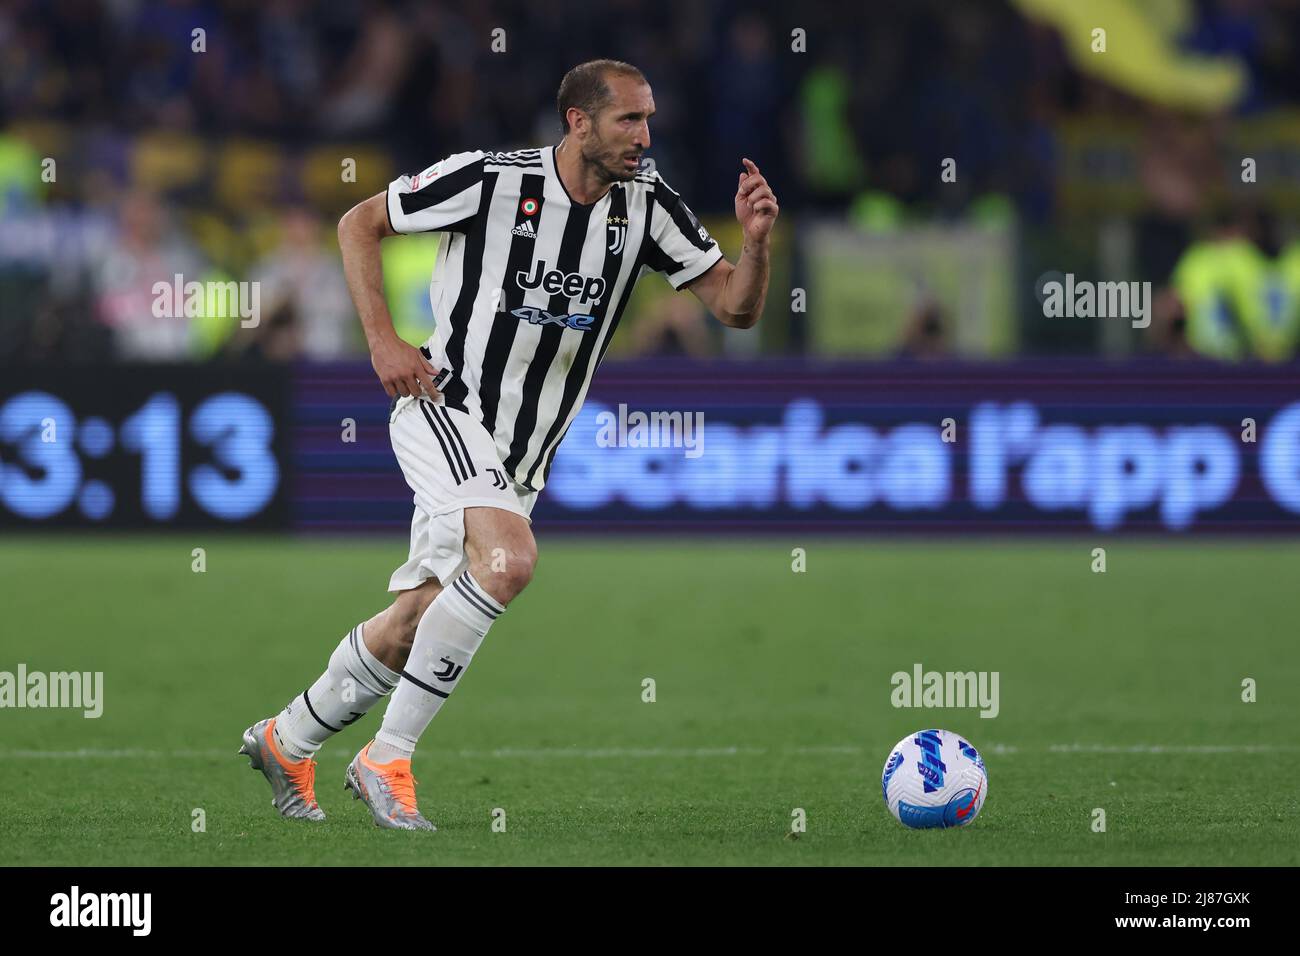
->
xmin=1 ymin=535 xmax=1297 ymax=866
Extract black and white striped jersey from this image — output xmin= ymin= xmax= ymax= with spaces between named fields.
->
xmin=385 ymin=143 xmax=723 ymax=492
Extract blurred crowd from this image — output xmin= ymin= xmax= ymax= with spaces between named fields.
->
xmin=4 ymin=0 xmax=1300 ymax=363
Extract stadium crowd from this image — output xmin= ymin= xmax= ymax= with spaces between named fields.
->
xmin=4 ymin=0 xmax=1300 ymax=362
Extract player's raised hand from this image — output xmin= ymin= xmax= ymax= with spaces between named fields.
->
xmin=370 ymin=333 xmax=441 ymax=400
xmin=735 ymin=158 xmax=778 ymax=244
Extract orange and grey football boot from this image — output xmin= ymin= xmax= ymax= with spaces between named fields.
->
xmin=238 ymin=717 xmax=326 ymax=821
xmin=344 ymin=741 xmax=436 ymax=831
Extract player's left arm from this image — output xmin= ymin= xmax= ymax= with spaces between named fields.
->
xmin=684 ymin=158 xmax=778 ymax=330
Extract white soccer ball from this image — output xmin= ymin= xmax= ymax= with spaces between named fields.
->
xmin=881 ymin=729 xmax=988 ymax=829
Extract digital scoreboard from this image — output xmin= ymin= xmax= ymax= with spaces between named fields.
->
xmin=0 ymin=366 xmax=289 ymax=528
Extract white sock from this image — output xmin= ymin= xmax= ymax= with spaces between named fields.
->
xmin=369 ymin=570 xmax=504 ymax=764
xmin=275 ymin=623 xmax=400 ymax=759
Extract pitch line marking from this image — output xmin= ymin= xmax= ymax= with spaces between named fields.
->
xmin=1 ymin=743 xmax=1297 ymax=760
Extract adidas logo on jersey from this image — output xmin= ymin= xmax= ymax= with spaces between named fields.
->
xmin=510 ymin=219 xmax=537 ymax=240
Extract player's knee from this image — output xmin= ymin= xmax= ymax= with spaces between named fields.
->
xmin=464 ymin=507 xmax=538 ymax=604
xmin=475 ymin=543 xmax=536 ymax=604
xmin=497 ymin=545 xmax=537 ymax=598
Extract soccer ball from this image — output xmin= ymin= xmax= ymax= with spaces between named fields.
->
xmin=881 ymin=729 xmax=987 ymax=829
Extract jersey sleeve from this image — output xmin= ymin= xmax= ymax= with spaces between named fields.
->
xmin=386 ymin=150 xmax=487 ymax=235
xmin=643 ymin=174 xmax=724 ymax=289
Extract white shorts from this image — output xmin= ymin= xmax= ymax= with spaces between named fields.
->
xmin=386 ymin=395 xmax=537 ymax=592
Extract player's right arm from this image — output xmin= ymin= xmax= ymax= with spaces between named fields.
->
xmin=338 ymin=192 xmax=440 ymax=400
xmin=339 ymin=149 xmax=487 ymax=399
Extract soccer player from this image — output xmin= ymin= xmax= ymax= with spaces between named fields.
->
xmin=240 ymin=59 xmax=779 ymax=829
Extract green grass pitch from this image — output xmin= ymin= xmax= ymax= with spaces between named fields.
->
xmin=1 ymin=535 xmax=1296 ymax=866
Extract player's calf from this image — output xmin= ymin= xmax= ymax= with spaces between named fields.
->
xmin=351 ymin=506 xmax=535 ymax=818
xmin=361 ymin=507 xmax=532 ymax=761
xmin=363 ymin=578 xmax=443 ymax=670
xmin=364 ymin=565 xmax=504 ymax=767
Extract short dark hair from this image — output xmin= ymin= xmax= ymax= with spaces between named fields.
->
xmin=556 ymin=59 xmax=647 ymax=134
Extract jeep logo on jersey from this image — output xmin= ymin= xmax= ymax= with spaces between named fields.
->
xmin=511 ymin=306 xmax=595 ymax=331
xmin=516 ymin=260 xmax=606 ymax=305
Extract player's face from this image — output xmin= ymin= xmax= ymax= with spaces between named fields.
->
xmin=584 ymin=78 xmax=654 ymax=183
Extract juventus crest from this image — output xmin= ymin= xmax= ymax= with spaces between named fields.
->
xmin=607 ymin=215 xmax=628 ymax=254
xmin=433 ymin=656 xmax=464 ymax=683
